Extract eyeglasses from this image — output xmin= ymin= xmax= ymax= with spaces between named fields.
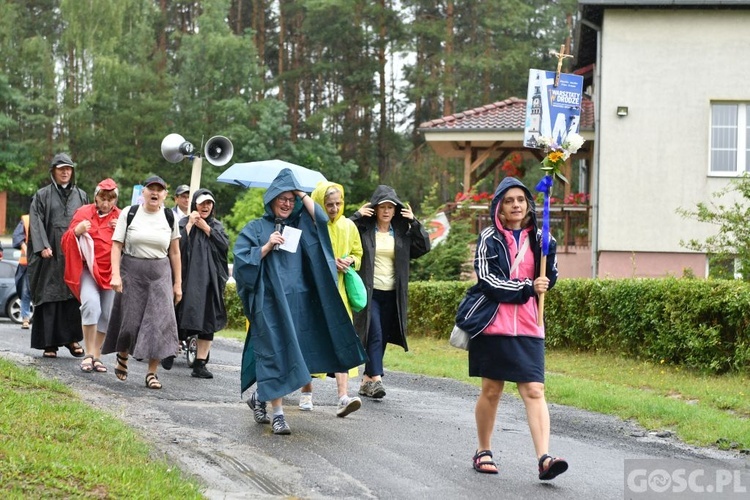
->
xmin=277 ymin=196 xmax=295 ymax=205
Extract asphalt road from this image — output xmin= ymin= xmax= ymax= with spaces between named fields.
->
xmin=1 ymin=318 xmax=747 ymax=499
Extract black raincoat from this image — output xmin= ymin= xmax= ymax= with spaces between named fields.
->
xmin=176 ymin=188 xmax=230 ymax=336
xmin=350 ymin=185 xmax=431 ymax=352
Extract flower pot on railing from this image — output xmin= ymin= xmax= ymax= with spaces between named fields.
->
xmin=574 ymin=227 xmax=588 ymax=246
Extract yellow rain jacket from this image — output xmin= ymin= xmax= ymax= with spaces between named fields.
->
xmin=311 ymin=181 xmax=364 ymax=319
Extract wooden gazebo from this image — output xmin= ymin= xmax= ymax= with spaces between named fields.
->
xmin=417 ymin=96 xmax=595 ymax=195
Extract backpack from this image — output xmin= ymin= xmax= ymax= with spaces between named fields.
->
xmin=125 ymin=205 xmax=175 ymax=231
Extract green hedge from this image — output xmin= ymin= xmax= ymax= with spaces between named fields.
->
xmin=405 ymin=278 xmax=750 ymax=374
xmin=223 ymin=282 xmax=247 ymax=331
xmin=225 ymin=278 xmax=750 ymax=374
xmin=545 ymin=278 xmax=750 ymax=374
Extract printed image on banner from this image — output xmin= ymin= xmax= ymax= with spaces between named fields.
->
xmin=523 ymin=69 xmax=584 ymax=149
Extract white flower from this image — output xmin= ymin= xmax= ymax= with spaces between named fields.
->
xmin=536 ymin=136 xmax=552 ymax=147
xmin=563 ymin=133 xmax=584 ymax=154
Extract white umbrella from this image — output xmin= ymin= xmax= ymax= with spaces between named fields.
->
xmin=217 ymin=159 xmax=327 ymax=192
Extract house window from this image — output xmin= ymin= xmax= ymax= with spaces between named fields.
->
xmin=710 ymin=103 xmax=750 ymax=174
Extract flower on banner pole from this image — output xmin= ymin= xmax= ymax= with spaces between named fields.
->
xmin=536 ymin=132 xmax=585 ymax=185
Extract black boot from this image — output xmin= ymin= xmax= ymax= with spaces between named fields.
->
xmin=191 ymin=359 xmax=213 ymax=379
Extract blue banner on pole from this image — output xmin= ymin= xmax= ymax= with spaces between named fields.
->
xmin=523 ymin=69 xmax=584 ymax=149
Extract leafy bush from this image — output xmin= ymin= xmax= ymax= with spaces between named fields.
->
xmin=545 ymin=278 xmax=750 ymax=373
xmin=223 ymin=282 xmax=247 ymax=331
xmin=407 ymin=281 xmax=472 ymax=339
xmin=678 ymin=174 xmax=750 ymax=280
xmin=410 ymin=219 xmax=474 ymax=281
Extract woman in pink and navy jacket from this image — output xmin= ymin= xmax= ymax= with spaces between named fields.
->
xmin=455 ymin=176 xmax=568 ymax=481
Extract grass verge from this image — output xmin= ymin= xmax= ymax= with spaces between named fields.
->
xmin=0 ymin=358 xmax=203 ymax=498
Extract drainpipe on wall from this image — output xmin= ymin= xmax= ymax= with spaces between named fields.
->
xmin=581 ymin=17 xmax=602 ymax=279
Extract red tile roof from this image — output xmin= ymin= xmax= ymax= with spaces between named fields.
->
xmin=418 ymin=96 xmax=595 ymax=131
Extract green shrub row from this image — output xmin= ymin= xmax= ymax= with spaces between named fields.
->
xmin=223 ymin=282 xmax=247 ymax=331
xmin=224 ymin=278 xmax=750 ymax=374
xmin=407 ymin=279 xmax=750 ymax=374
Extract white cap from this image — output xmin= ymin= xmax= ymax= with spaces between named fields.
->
xmin=195 ymin=193 xmax=215 ymax=205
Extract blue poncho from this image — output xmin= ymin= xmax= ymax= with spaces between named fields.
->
xmin=233 ymin=168 xmax=367 ymax=400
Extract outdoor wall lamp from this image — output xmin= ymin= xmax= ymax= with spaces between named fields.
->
xmin=616 ymin=106 xmax=629 ymax=117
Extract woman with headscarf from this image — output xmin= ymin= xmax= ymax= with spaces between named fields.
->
xmin=234 ymin=168 xmax=367 ymax=435
xmin=350 ymin=185 xmax=431 ymax=399
xmin=61 ymin=178 xmax=121 ymax=373
xmin=28 ymin=153 xmax=89 ymax=358
xmin=174 ymin=188 xmax=229 ymax=379
xmin=455 ymin=177 xmax=567 ymax=479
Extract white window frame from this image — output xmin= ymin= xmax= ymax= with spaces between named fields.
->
xmin=709 ymin=102 xmax=749 ymax=176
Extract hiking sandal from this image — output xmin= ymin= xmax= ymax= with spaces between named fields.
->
xmin=538 ymin=454 xmax=568 ymax=480
xmin=473 ymin=450 xmax=499 ymax=474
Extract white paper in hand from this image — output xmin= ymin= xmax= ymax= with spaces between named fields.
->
xmin=279 ymin=226 xmax=301 ymax=253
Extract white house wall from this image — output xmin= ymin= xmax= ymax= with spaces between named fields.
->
xmin=596 ymin=9 xmax=750 ymax=276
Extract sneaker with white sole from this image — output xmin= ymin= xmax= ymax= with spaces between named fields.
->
xmin=336 ymin=396 xmax=362 ymax=417
xmin=247 ymin=392 xmax=270 ymax=424
xmin=272 ymin=414 xmax=291 ymax=435
xmin=299 ymin=394 xmax=313 ymax=411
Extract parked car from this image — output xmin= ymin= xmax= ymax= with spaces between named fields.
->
xmin=0 ymin=258 xmax=33 ymax=323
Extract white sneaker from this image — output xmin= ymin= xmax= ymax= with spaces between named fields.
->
xmin=299 ymin=394 xmax=313 ymax=411
xmin=336 ymin=396 xmax=362 ymax=418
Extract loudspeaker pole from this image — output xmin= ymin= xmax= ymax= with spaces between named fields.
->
xmin=189 ymin=155 xmax=203 ymax=199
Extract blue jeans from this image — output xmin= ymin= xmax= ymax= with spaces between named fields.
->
xmin=365 ymin=289 xmax=397 ymax=378
xmin=20 ymin=271 xmax=31 ymax=320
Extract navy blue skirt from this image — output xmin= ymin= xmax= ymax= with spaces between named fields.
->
xmin=468 ymin=334 xmax=545 ymax=383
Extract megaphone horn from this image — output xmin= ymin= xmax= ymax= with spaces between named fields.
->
xmin=204 ymin=135 xmax=233 ymax=167
xmin=161 ymin=133 xmax=195 ymax=163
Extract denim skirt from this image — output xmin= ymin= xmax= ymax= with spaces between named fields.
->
xmin=468 ymin=333 xmax=545 ymax=383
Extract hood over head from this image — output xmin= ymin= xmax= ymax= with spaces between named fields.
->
xmin=50 ymin=153 xmax=75 ymax=169
xmin=49 ymin=152 xmax=77 ymax=186
xmin=490 ymin=177 xmax=537 ymax=231
xmin=311 ymin=181 xmax=345 ymax=222
xmin=262 ymin=168 xmax=305 ymax=220
xmin=369 ymin=185 xmax=404 ymax=210
xmin=191 ymin=188 xmax=216 ymax=218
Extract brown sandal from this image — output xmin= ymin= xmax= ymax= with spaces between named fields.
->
xmin=92 ymin=358 xmax=108 ymax=373
xmin=66 ymin=342 xmax=85 ymax=358
xmin=145 ymin=372 xmax=162 ymax=389
xmin=80 ymin=355 xmax=94 ymax=372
